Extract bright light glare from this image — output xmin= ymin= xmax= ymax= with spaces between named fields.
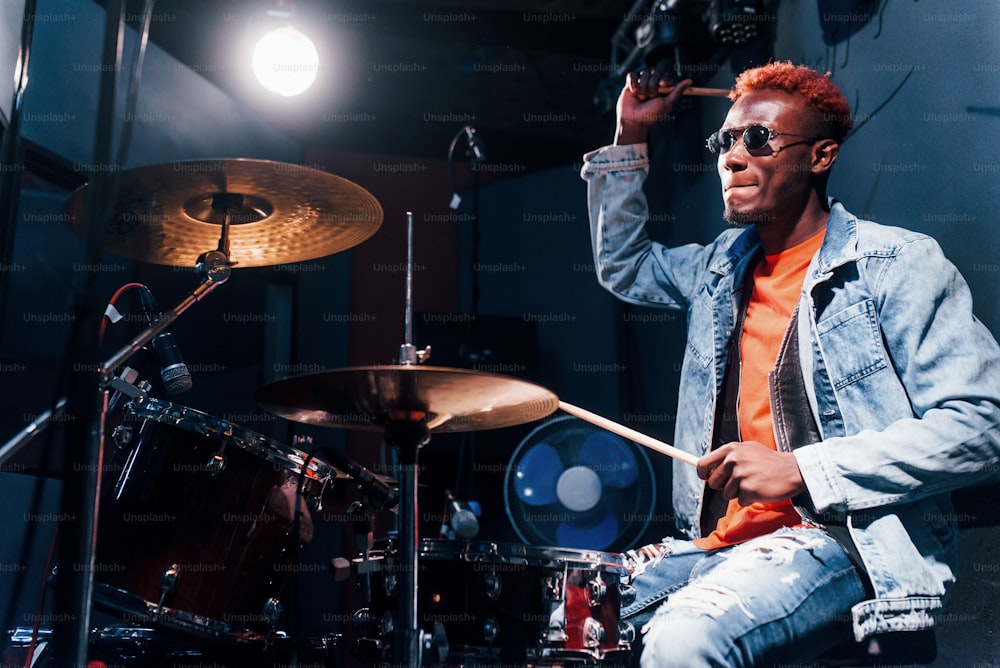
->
xmin=252 ymin=26 xmax=319 ymax=96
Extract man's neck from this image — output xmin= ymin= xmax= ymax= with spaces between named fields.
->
xmin=757 ymin=197 xmax=830 ymax=255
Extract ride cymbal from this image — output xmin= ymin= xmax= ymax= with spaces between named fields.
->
xmin=66 ymin=159 xmax=383 ymax=267
xmin=255 ymin=365 xmax=559 ymax=433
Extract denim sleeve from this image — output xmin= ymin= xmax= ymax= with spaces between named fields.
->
xmin=580 ymin=144 xmax=712 ymax=310
xmin=795 ymin=236 xmax=1000 ymax=512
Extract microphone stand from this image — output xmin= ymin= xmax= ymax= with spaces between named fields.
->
xmin=53 ymin=189 xmax=234 ymax=665
xmin=99 ymin=251 xmax=231 ymax=379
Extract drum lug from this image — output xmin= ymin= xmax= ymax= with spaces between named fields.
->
xmin=111 ymin=423 xmax=133 ymax=449
xmin=378 ymin=610 xmax=395 ymax=639
xmin=619 ymin=619 xmax=636 ymax=645
xmin=262 ymin=597 xmax=283 ymax=626
xmin=619 ymin=582 xmax=637 ymax=607
xmin=482 ymin=571 xmax=502 ymax=601
xmin=587 ymin=574 xmax=607 ymax=606
xmin=429 ymin=621 xmax=450 ymax=663
xmin=544 ymin=571 xmax=564 ymax=600
xmin=352 ymin=607 xmax=372 ymax=631
xmin=582 ymin=617 xmax=606 ymax=648
xmin=481 ymin=615 xmax=499 ymax=645
xmin=383 ymin=570 xmax=398 ymax=598
xmin=306 ymin=492 xmax=324 ymax=513
xmin=205 ymin=452 xmax=226 ymax=477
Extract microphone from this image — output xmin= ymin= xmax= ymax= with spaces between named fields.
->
xmin=462 ymin=126 xmax=485 ymax=163
xmin=139 ymin=287 xmax=193 ymax=395
xmin=443 ymin=490 xmax=480 ymax=540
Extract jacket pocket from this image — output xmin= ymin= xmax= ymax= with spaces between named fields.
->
xmin=685 ymin=287 xmax=714 ymax=368
xmin=815 ymin=299 xmax=888 ymax=390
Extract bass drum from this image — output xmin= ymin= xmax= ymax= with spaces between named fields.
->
xmin=93 ymin=396 xmax=337 ymax=644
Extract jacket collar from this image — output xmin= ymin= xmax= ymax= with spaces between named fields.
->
xmin=812 ymin=199 xmax=860 ymax=278
xmin=709 ymin=226 xmax=760 ymax=282
xmin=710 ymin=198 xmax=860 ymax=284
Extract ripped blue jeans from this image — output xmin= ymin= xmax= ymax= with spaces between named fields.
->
xmin=621 ymin=526 xmax=866 ymax=668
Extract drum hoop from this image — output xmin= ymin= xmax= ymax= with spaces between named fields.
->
xmin=127 ymin=397 xmax=333 ymax=483
xmin=414 ymin=538 xmax=627 ymax=574
xmin=92 ymin=581 xmax=269 ymax=645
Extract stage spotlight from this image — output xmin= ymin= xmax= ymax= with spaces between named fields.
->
xmin=634 ymin=0 xmax=715 ymax=76
xmin=600 ymin=0 xmax=773 ymax=112
xmin=252 ymin=23 xmax=319 ymax=96
xmin=705 ymin=0 xmax=766 ymax=46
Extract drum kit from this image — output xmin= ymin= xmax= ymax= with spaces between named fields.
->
xmin=0 ymin=158 xmax=687 ymax=667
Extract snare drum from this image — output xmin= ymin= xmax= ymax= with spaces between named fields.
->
xmin=356 ymin=539 xmax=633 ymax=666
xmin=93 ymin=397 xmax=336 ymax=644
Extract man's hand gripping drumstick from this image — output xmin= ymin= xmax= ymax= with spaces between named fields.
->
xmin=615 ymin=71 xmax=714 ymax=146
xmin=559 ymin=401 xmax=807 ymax=506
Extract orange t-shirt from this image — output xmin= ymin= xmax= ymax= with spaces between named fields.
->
xmin=694 ymin=228 xmax=825 ymax=550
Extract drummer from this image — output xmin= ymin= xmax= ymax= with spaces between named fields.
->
xmin=581 ymin=61 xmax=1000 ymax=666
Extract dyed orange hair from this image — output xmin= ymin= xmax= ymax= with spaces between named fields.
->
xmin=730 ymin=61 xmax=853 ymax=142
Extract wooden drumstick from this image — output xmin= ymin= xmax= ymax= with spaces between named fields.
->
xmin=657 ymin=84 xmax=731 ymax=98
xmin=558 ymin=401 xmax=699 ymax=467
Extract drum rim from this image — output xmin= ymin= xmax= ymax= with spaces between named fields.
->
xmin=370 ymin=537 xmax=627 ymax=574
xmin=127 ymin=396 xmax=334 ymax=482
xmin=92 ymin=580 xmax=271 ymax=645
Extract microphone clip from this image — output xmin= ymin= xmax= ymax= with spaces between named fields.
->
xmin=462 ymin=125 xmax=486 ymax=164
xmin=137 ymin=285 xmax=193 ymax=395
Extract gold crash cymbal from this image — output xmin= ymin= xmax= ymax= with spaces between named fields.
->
xmin=255 ymin=365 xmax=559 ymax=433
xmin=66 ymin=159 xmax=383 ymax=267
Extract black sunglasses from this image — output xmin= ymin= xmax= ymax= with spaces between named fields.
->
xmin=706 ymin=125 xmax=823 ymax=155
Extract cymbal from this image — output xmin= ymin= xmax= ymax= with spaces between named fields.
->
xmin=66 ymin=159 xmax=383 ymax=267
xmin=255 ymin=365 xmax=559 ymax=433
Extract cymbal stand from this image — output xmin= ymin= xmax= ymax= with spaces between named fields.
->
xmin=384 ymin=419 xmax=429 ymax=666
xmin=387 ymin=211 xmax=431 ymax=665
xmin=100 ymin=194 xmax=238 ymax=376
xmin=399 ymin=211 xmax=431 ymax=366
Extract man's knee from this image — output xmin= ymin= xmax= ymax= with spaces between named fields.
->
xmin=639 ymin=611 xmax=734 ymax=668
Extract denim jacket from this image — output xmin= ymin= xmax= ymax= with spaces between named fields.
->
xmin=581 ymin=143 xmax=1000 ymax=641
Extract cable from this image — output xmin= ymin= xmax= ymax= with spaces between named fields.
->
xmin=20 ymin=526 xmax=59 ymax=668
xmin=98 ymin=281 xmax=145 ymax=344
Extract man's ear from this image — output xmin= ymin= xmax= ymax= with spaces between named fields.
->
xmin=812 ymin=139 xmax=839 ymax=175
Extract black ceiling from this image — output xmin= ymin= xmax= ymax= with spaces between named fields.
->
xmin=118 ymin=0 xmax=643 ymax=169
